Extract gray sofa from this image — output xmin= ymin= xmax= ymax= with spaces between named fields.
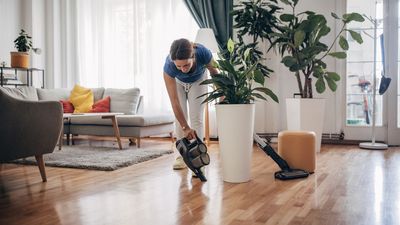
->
xmin=1 ymin=86 xmax=175 ymax=148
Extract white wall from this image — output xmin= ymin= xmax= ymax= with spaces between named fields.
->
xmin=0 ymin=0 xmax=23 ymax=66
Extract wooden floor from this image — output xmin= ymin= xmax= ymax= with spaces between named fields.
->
xmin=1 ymin=138 xmax=400 ymax=225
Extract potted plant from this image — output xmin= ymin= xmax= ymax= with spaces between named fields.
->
xmin=268 ymin=0 xmax=364 ymax=152
xmin=199 ymin=39 xmax=278 ymax=183
xmin=11 ymin=29 xmax=40 ymax=68
xmin=231 ymin=0 xmax=285 ymax=82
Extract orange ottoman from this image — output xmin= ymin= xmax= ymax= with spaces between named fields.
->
xmin=278 ymin=130 xmax=316 ymax=173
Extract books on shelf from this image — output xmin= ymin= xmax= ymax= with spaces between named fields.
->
xmin=2 ymin=73 xmax=16 ymax=79
xmin=4 ymin=79 xmax=23 ymax=85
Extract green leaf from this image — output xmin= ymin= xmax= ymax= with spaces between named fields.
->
xmin=294 ymin=30 xmax=306 ymax=47
xmin=281 ymin=56 xmax=297 ymax=67
xmin=244 ymin=48 xmax=251 ymax=60
xmin=348 ymin=30 xmax=363 ymax=44
xmin=315 ymin=77 xmax=326 ymax=93
xmin=326 ymin=72 xmax=340 ymax=81
xmin=328 ymin=52 xmax=347 ymax=59
xmin=280 ymin=14 xmax=295 ymax=22
xmin=253 ymin=70 xmax=265 ymax=85
xmin=331 ymin=12 xmax=340 ymax=19
xmin=343 ymin=12 xmax=365 ymax=22
xmin=280 ymin=0 xmax=291 ymax=5
xmin=339 ymin=36 xmax=349 ymax=50
xmin=312 ymin=66 xmax=324 ymax=78
xmin=199 ymin=79 xmax=216 ymax=85
xmin=251 ymin=93 xmax=267 ymax=101
xmin=253 ymin=87 xmax=279 ymax=103
xmin=227 ymin=39 xmax=235 ymax=53
xmin=325 ymin=76 xmax=338 ymax=91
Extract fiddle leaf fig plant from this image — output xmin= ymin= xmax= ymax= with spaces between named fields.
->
xmin=232 ymin=0 xmax=282 ymax=77
xmin=199 ymin=39 xmax=279 ymax=104
xmin=271 ymin=0 xmax=365 ymax=98
xmin=14 ymin=29 xmax=32 ymax=52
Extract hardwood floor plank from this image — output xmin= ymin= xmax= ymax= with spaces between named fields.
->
xmin=1 ymin=140 xmax=400 ymax=225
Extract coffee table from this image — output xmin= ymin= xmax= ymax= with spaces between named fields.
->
xmin=60 ymin=112 xmax=124 ymax=150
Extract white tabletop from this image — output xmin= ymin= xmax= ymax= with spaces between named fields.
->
xmin=63 ymin=112 xmax=124 ymax=118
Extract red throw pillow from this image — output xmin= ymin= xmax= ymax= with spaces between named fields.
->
xmin=89 ymin=96 xmax=111 ymax=113
xmin=60 ymin=100 xmax=74 ymax=113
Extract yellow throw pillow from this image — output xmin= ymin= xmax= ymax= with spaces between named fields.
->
xmin=69 ymin=84 xmax=94 ymax=113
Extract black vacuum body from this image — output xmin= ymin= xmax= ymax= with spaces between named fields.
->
xmin=254 ymin=134 xmax=309 ymax=180
xmin=176 ymin=135 xmax=209 ymax=182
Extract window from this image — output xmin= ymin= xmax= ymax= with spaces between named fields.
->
xmin=75 ymin=0 xmax=199 ymax=113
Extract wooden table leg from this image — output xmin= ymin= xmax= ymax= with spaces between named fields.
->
xmin=103 ymin=115 xmax=122 ymax=150
xmin=59 ymin=121 xmax=63 ymax=150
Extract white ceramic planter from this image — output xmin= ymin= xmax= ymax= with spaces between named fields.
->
xmin=286 ymin=98 xmax=326 ymax=152
xmin=216 ymin=104 xmax=255 ymax=183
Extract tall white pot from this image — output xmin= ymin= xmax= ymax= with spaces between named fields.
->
xmin=286 ymin=98 xmax=326 ymax=152
xmin=216 ymin=104 xmax=255 ymax=183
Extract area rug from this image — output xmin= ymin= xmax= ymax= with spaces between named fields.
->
xmin=12 ymin=146 xmax=173 ymax=171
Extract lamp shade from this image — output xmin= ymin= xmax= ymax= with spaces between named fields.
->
xmin=195 ymin=28 xmax=219 ymax=53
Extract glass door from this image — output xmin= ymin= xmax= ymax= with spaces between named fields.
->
xmin=345 ymin=0 xmax=387 ymax=141
xmin=345 ymin=0 xmax=400 ymax=145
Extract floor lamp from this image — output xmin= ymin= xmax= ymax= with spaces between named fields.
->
xmin=195 ymin=28 xmax=219 ymax=145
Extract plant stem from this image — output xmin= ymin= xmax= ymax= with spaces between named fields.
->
xmin=295 ymin=71 xmax=303 ymax=97
xmin=307 ymin=78 xmax=313 ymax=98
xmin=319 ymin=23 xmax=346 ymax=60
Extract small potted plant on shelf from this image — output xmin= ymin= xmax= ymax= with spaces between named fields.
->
xmin=11 ymin=29 xmax=41 ymax=68
xmin=199 ymin=39 xmax=278 ymax=183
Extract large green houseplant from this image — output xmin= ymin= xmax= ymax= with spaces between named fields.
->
xmin=231 ymin=0 xmax=282 ymax=78
xmin=199 ymin=39 xmax=278 ymax=104
xmin=271 ymin=0 xmax=364 ymax=98
xmin=264 ymin=0 xmax=364 ymax=152
xmin=199 ymin=39 xmax=278 ymax=183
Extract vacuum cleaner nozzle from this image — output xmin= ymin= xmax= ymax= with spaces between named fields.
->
xmin=176 ymin=135 xmax=209 ymax=182
xmin=254 ymin=134 xmax=309 ymax=180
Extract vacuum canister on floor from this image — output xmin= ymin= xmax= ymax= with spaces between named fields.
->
xmin=176 ymin=135 xmax=209 ymax=182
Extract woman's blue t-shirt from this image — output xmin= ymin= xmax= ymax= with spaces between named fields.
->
xmin=163 ymin=43 xmax=212 ymax=83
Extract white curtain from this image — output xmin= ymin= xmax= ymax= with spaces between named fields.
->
xmin=47 ymin=0 xmax=199 ymax=114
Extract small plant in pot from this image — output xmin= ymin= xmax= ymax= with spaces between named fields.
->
xmin=198 ymin=39 xmax=278 ymax=183
xmin=11 ymin=29 xmax=40 ymax=68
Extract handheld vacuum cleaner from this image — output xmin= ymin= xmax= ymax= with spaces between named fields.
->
xmin=176 ymin=135 xmax=209 ymax=182
xmin=253 ymin=134 xmax=309 ymax=180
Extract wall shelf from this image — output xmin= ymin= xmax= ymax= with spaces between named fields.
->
xmin=0 ymin=67 xmax=44 ymax=88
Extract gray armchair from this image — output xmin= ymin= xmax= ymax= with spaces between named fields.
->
xmin=0 ymin=88 xmax=62 ymax=182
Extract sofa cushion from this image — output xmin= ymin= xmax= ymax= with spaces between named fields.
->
xmin=70 ymin=85 xmax=94 ymax=113
xmin=0 ymin=86 xmax=39 ymax=101
xmin=89 ymin=96 xmax=110 ymax=113
xmin=60 ymin=100 xmax=74 ymax=113
xmin=69 ymin=114 xmax=174 ymax=127
xmin=37 ymin=88 xmax=70 ymax=101
xmin=104 ymin=88 xmax=140 ymax=115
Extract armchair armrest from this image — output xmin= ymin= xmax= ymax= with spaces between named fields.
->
xmin=0 ymin=90 xmax=63 ymax=161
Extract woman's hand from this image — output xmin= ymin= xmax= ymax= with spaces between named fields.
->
xmin=183 ymin=127 xmax=196 ymax=140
